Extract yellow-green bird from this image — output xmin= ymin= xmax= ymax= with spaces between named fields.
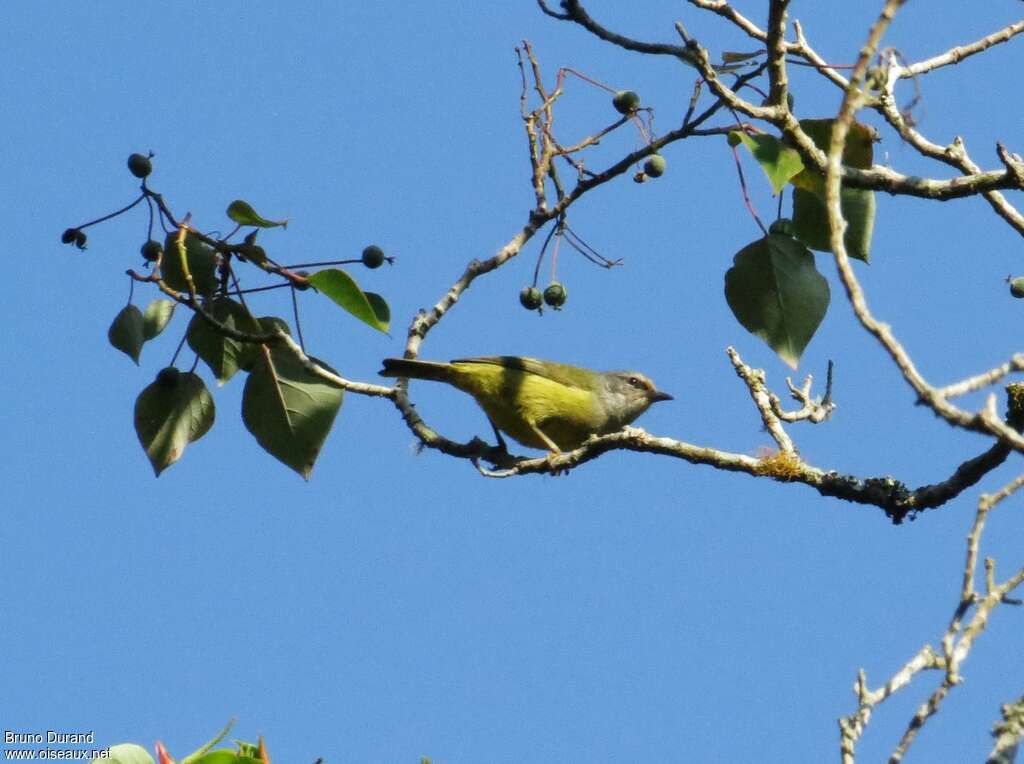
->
xmin=380 ymin=355 xmax=672 ymax=454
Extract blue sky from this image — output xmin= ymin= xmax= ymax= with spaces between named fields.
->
xmin=4 ymin=2 xmax=1024 ymax=762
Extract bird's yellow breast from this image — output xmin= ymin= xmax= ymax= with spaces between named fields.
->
xmin=447 ymin=361 xmax=599 ymax=451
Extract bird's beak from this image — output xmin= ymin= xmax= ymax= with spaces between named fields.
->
xmin=649 ymin=390 xmax=673 ymax=403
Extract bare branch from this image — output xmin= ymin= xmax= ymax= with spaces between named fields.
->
xmin=687 ymin=0 xmax=771 ymax=43
xmin=772 ymin=364 xmax=836 ymax=423
xmin=842 ymin=469 xmax=1024 ymax=763
xmin=839 ymin=647 xmax=944 ymax=764
xmin=727 ymin=346 xmax=796 ymax=452
xmin=791 ymin=20 xmax=850 ymax=90
xmin=940 ymin=354 xmax=1024 ymax=399
xmin=765 ymin=1 xmax=791 ymax=107
xmin=899 ymin=20 xmax=1024 ymax=78
xmin=557 ymin=0 xmax=699 ymax=65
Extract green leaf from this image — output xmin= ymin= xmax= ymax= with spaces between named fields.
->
xmin=363 ymin=291 xmax=391 ymax=327
xmin=791 ymin=185 xmax=875 ymax=262
xmin=236 ymin=242 xmax=268 ymax=267
xmin=162 ymin=231 xmax=219 ymax=296
xmin=187 ymin=298 xmax=262 ymax=384
xmin=95 ymin=744 xmax=155 ymax=764
xmin=188 ymin=752 xmax=261 ymax=764
xmin=108 ymin=304 xmax=145 ymax=364
xmin=190 ymin=753 xmax=261 ymax=764
xmin=180 ymin=718 xmax=235 ymax=764
xmin=724 ymin=233 xmax=830 ymax=369
xmin=795 ymin=118 xmax=876 ymax=170
xmin=729 ymin=131 xmax=804 ymax=195
xmin=307 ymin=268 xmax=390 ymax=333
xmin=226 ymin=199 xmax=288 ymax=229
xmin=134 ymin=372 xmax=215 ymax=476
xmin=143 ymin=299 xmax=176 ymax=340
xmin=242 ymin=348 xmax=343 ymax=479
xmin=785 ymin=118 xmax=877 ymax=262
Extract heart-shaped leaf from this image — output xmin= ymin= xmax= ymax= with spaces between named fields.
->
xmin=242 ymin=348 xmax=343 ymax=479
xmin=724 ymin=233 xmax=830 ymax=368
xmin=108 ymin=304 xmax=145 ymax=364
xmin=134 ymin=371 xmax=215 ymax=476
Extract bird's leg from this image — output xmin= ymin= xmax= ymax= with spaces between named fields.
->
xmin=488 ymin=417 xmax=509 ymax=453
xmin=527 ymin=420 xmax=567 ymax=475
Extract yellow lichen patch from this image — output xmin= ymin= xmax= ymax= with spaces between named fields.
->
xmin=753 ymin=448 xmax=804 ymax=480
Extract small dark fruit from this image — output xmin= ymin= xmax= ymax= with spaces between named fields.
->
xmin=1009 ymin=277 xmax=1024 ymax=299
xmin=61 ymin=228 xmax=78 ymax=244
xmin=362 ymin=245 xmax=385 ymax=269
xmin=127 ymin=153 xmax=152 ymax=179
xmin=519 ymin=286 xmax=543 ymax=310
xmin=769 ymin=219 xmax=794 ymax=237
xmin=294 ymin=270 xmax=312 ymax=291
xmin=141 ymin=240 xmax=163 ymax=262
xmin=156 ymin=367 xmax=181 ymax=388
xmin=612 ymin=90 xmax=641 ymax=115
xmin=643 ymin=154 xmax=666 ymax=178
xmin=543 ymin=282 xmax=567 ymax=309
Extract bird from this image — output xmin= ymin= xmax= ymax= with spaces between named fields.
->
xmin=380 ymin=355 xmax=672 ymax=454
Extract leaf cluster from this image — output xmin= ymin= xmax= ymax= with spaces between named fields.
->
xmin=66 ymin=158 xmax=395 ymax=479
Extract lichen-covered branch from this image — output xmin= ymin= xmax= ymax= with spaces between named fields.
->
xmin=988 ymin=694 xmax=1024 ymax=764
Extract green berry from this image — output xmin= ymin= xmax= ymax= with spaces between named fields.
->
xmin=612 ymin=90 xmax=641 ymax=115
xmin=362 ymin=244 xmax=385 ymax=269
xmin=519 ymin=286 xmax=542 ymax=310
xmin=156 ymin=367 xmax=181 ymax=388
xmin=127 ymin=153 xmax=152 ymax=179
xmin=726 ymin=131 xmax=743 ymax=148
xmin=1009 ymin=277 xmax=1024 ymax=299
xmin=769 ymin=219 xmax=794 ymax=237
xmin=644 ymin=154 xmax=666 ymax=178
xmin=141 ymin=240 xmax=163 ymax=262
xmin=543 ymin=282 xmax=567 ymax=309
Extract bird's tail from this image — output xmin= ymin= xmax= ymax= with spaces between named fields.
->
xmin=379 ymin=357 xmax=453 ymax=383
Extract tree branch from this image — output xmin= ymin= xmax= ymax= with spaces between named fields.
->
xmin=900 ymin=20 xmax=1024 ymax=78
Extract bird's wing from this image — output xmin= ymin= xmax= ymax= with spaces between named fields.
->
xmin=451 ymin=356 xmax=586 ymax=390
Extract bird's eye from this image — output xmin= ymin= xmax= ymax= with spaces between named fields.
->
xmin=628 ymin=376 xmax=641 ymax=387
